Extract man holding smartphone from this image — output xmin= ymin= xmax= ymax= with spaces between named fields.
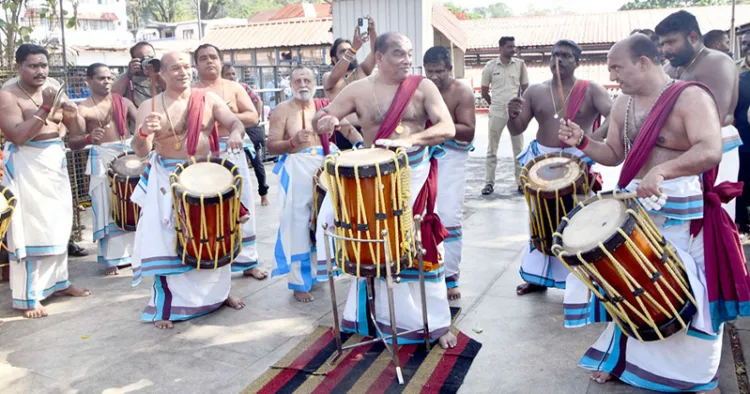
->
xmin=112 ymin=41 xmax=166 ymax=108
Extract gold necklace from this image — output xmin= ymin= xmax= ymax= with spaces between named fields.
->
xmin=369 ymin=74 xmax=403 ymax=134
xmin=17 ymin=81 xmax=40 ymax=107
xmin=548 ymin=80 xmax=573 ymax=119
xmin=161 ymin=94 xmax=186 ymax=151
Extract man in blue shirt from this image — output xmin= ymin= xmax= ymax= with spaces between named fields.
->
xmin=734 ymin=70 xmax=750 ymax=233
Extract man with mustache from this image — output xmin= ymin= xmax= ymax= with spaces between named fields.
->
xmin=131 ymin=51 xmax=247 ymax=329
xmin=423 ymin=46 xmax=476 ymax=300
xmin=506 ymin=39 xmax=612 ymax=296
xmin=268 ymin=66 xmax=362 ymax=303
xmin=0 ymin=44 xmax=91 ymax=319
xmin=557 ymin=33 xmax=742 ymax=393
xmin=192 ymin=44 xmax=268 ymax=281
xmin=703 ymin=29 xmax=731 ymax=56
xmin=313 ymin=32 xmax=459 ymax=349
xmin=69 ymin=63 xmax=138 ymax=276
xmin=736 ymin=32 xmax=750 ymax=73
xmin=322 ymin=17 xmax=377 ymax=150
xmin=656 ymin=10 xmax=742 ymax=220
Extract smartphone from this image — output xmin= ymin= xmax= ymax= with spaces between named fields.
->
xmin=358 ymin=17 xmax=368 ymax=35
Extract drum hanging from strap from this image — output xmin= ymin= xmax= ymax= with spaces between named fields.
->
xmin=107 ymin=153 xmax=147 ymax=231
xmin=519 ymin=152 xmax=590 ymax=255
xmin=310 ymin=167 xmax=328 ymax=245
xmin=551 ymin=192 xmax=697 ymax=342
xmin=169 ymin=157 xmax=243 ymax=270
xmin=324 ymin=147 xmax=416 ymax=278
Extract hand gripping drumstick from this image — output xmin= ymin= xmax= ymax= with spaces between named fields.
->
xmin=555 ymin=57 xmax=568 ymax=122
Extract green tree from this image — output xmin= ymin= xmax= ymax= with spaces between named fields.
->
xmin=487 ymin=2 xmax=513 ymax=18
xmin=147 ymin=0 xmax=184 ymax=22
xmin=0 ymin=0 xmax=32 ymax=66
xmin=619 ymin=0 xmax=727 ymax=10
xmin=443 ymin=2 xmax=485 ymax=19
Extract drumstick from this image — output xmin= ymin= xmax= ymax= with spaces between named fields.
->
xmin=150 ymin=74 xmax=157 ymax=113
xmin=555 ymin=57 xmax=568 ymax=122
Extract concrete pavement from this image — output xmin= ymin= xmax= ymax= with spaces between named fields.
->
xmin=0 ymin=115 xmax=743 ymax=393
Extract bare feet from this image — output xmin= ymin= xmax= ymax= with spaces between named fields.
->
xmin=261 ymin=195 xmax=269 ymax=206
xmin=590 ymin=371 xmax=612 ymax=384
xmin=239 ymin=214 xmax=250 ymax=224
xmin=438 ymin=331 xmax=458 ymax=349
xmin=224 ymin=295 xmax=246 ymax=310
xmin=447 ymin=287 xmax=461 ymax=300
xmin=294 ymin=291 xmax=314 ymax=302
xmin=105 ymin=267 xmax=120 ymax=276
xmin=23 ymin=305 xmax=48 ymax=319
xmin=243 ymin=267 xmax=268 ymax=280
xmin=154 ymin=320 xmax=173 ymax=329
xmin=516 ymin=282 xmax=547 ymax=296
xmin=59 ymin=285 xmax=92 ymax=297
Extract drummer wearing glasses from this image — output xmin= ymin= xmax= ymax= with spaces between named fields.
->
xmin=131 ymin=51 xmax=247 ymax=329
xmin=558 ymin=34 xmax=736 ymax=393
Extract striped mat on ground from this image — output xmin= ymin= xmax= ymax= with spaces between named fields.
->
xmin=242 ymin=307 xmax=481 ymax=394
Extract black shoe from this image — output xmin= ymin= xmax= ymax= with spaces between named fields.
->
xmin=481 ymin=184 xmax=493 ymax=195
xmin=68 ymin=241 xmax=88 ymax=257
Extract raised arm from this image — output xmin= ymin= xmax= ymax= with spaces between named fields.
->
xmin=649 ymin=86 xmax=722 ymax=180
xmin=0 ymin=88 xmax=54 ymax=146
xmin=313 ymin=82 xmax=359 ymax=134
xmin=407 ymin=80 xmax=455 ymax=146
xmin=507 ymin=86 xmax=534 ymax=136
xmin=454 ymin=83 xmax=476 ymax=142
xmin=358 ymin=18 xmax=377 ymax=76
xmin=112 ymin=73 xmax=129 ymax=98
xmin=232 ymin=82 xmax=259 ymax=127
xmin=559 ymin=95 xmax=628 ymax=166
xmin=323 ymin=26 xmax=369 ymax=93
xmin=132 ymin=98 xmax=156 ymax=157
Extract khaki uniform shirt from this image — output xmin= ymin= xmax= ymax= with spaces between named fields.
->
xmin=736 ymin=57 xmax=750 ymax=73
xmin=481 ymin=57 xmax=528 ymax=118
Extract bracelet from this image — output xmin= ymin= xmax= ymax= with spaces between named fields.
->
xmin=84 ymin=134 xmax=90 ymax=144
xmin=32 ymin=115 xmax=47 ymax=126
xmin=137 ymin=125 xmax=148 ymax=139
xmin=576 ymin=135 xmax=589 ymax=150
xmin=39 ymin=105 xmax=51 ymax=113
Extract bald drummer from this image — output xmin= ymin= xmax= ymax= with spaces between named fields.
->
xmin=131 ymin=51 xmax=247 ymax=329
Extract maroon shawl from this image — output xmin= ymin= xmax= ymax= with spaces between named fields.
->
xmin=314 ymin=98 xmax=333 ymax=155
xmin=566 ymin=80 xmax=603 ymax=190
xmin=186 ymin=89 xmax=220 ymax=157
xmin=617 ymin=80 xmax=749 ymax=330
xmin=111 ymin=93 xmax=128 ymax=137
xmin=374 ymin=75 xmax=448 ymax=268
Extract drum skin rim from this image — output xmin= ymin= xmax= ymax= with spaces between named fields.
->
xmin=170 ymin=156 xmax=242 ymax=205
xmin=175 ymin=240 xmax=240 ymax=269
xmin=325 ymin=149 xmax=408 ymax=178
xmin=520 ymin=151 xmax=587 ymax=199
xmin=552 ymin=191 xmax=640 ymax=266
xmin=625 ymin=300 xmax=696 ymax=341
xmin=107 ymin=152 xmax=145 ymax=184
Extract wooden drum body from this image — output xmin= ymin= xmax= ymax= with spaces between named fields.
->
xmin=169 ymin=157 xmax=243 ymax=270
xmin=551 ymin=193 xmax=697 ymax=341
xmin=0 ymin=186 xmax=17 ymax=244
xmin=520 ymin=152 xmax=590 ymax=255
xmin=324 ymin=148 xmax=415 ymax=278
xmin=107 ymin=153 xmax=146 ymax=231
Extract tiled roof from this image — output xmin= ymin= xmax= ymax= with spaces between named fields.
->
xmin=247 ymin=10 xmax=277 ymax=23
xmin=201 ymin=18 xmax=333 ymax=50
xmin=462 ymin=5 xmax=750 ymax=50
xmin=432 ymin=4 xmax=467 ymax=51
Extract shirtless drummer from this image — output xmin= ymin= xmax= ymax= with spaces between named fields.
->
xmin=69 ymin=63 xmax=138 ymax=276
xmin=192 ymin=43 xmax=267 ymax=280
xmin=0 ymin=44 xmax=91 ymax=318
xmin=131 ymin=51 xmax=246 ymax=328
xmin=507 ymin=39 xmax=612 ymax=296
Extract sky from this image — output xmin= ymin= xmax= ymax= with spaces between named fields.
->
xmin=455 ymin=0 xmax=631 ymax=15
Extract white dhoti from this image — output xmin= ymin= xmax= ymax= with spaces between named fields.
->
xmin=516 ymin=140 xmax=594 ymax=289
xmin=272 ymin=147 xmax=329 ymax=292
xmin=315 ymin=146 xmax=452 ymax=344
xmin=563 ymin=176 xmax=721 ymax=392
xmin=130 ymin=152 xmax=231 ymax=322
xmin=3 ymin=140 xmax=72 ymax=310
xmin=437 ymin=142 xmax=470 ymax=289
xmin=86 ymin=141 xmax=135 ymax=269
xmin=219 ymin=138 xmax=259 ymax=272
xmin=718 ymin=125 xmax=742 ymax=221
